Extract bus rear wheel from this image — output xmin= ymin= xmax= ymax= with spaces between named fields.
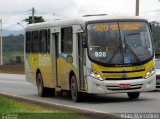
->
xmin=127 ymin=92 xmax=140 ymax=99
xmin=37 ymin=73 xmax=55 ymax=97
xmin=70 ymin=76 xmax=82 ymax=102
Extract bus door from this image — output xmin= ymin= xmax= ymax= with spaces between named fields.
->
xmin=52 ymin=33 xmax=61 ymax=87
xmin=77 ymin=33 xmax=85 ymax=90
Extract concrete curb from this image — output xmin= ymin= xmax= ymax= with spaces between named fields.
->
xmin=0 ymin=92 xmax=121 ymax=119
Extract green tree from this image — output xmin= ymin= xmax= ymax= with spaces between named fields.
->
xmin=25 ymin=16 xmax=45 ymax=24
xmin=3 ymin=34 xmax=24 ymax=65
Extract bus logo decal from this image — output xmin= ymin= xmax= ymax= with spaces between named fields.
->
xmin=122 ymin=67 xmax=126 ymax=71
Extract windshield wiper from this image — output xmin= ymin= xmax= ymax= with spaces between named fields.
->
xmin=108 ymin=23 xmax=123 ymax=64
xmin=108 ymin=45 xmax=121 ymax=64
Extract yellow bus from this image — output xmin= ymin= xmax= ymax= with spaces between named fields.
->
xmin=25 ymin=15 xmax=156 ymax=102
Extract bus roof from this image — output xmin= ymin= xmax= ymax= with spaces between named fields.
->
xmin=26 ymin=15 xmax=148 ymax=30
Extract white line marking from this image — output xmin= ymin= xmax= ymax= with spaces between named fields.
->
xmin=0 ymin=80 xmax=30 ymax=85
xmin=0 ymin=73 xmax=24 ymax=76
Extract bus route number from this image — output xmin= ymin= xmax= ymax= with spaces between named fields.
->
xmin=94 ymin=25 xmax=108 ymax=32
xmin=95 ymin=52 xmax=106 ymax=58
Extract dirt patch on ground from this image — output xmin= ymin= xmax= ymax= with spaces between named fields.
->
xmin=0 ymin=65 xmax=24 ymax=74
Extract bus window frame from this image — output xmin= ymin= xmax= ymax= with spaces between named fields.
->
xmin=61 ymin=27 xmax=73 ymax=54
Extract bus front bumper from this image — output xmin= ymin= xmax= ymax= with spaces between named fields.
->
xmin=87 ymin=74 xmax=156 ymax=94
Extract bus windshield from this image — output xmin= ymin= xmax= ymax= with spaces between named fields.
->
xmin=87 ymin=21 xmax=153 ymax=65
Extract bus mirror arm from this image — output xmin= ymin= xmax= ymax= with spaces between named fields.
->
xmin=82 ymin=33 xmax=87 ymax=48
xmin=82 ymin=40 xmax=87 ymax=48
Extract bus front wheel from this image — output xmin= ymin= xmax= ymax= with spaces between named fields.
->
xmin=70 ymin=76 xmax=82 ymax=102
xmin=127 ymin=92 xmax=140 ymax=99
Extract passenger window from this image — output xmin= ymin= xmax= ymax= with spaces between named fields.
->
xmin=26 ymin=29 xmax=50 ymax=54
xmin=61 ymin=27 xmax=73 ymax=54
xmin=26 ymin=31 xmax=32 ymax=53
xmin=40 ymin=30 xmax=47 ymax=53
xmin=32 ymin=31 xmax=40 ymax=53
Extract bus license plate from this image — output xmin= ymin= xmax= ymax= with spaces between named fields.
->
xmin=119 ymin=84 xmax=131 ymax=88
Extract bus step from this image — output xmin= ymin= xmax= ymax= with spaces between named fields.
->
xmin=55 ymin=87 xmax=62 ymax=92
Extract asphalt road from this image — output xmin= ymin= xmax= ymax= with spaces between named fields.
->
xmin=0 ymin=73 xmax=160 ymax=114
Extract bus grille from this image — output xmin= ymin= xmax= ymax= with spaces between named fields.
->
xmin=106 ymin=84 xmax=142 ymax=91
xmin=106 ymin=76 xmax=143 ymax=80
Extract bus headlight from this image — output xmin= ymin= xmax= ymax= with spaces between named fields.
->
xmin=145 ymin=68 xmax=155 ymax=79
xmin=89 ymin=69 xmax=103 ymax=81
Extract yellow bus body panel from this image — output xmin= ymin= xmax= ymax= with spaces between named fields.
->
xmin=26 ymin=53 xmax=77 ymax=90
xmin=91 ymin=60 xmax=154 ymax=80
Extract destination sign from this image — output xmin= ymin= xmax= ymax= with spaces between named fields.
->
xmin=93 ymin=23 xmax=141 ymax=32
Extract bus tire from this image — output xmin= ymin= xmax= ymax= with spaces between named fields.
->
xmin=70 ymin=76 xmax=82 ymax=102
xmin=127 ymin=92 xmax=140 ymax=99
xmin=37 ymin=73 xmax=46 ymax=97
xmin=37 ymin=73 xmax=55 ymax=97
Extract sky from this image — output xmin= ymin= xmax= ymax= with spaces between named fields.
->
xmin=0 ymin=0 xmax=160 ymax=31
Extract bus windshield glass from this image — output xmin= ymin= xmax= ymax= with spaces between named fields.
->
xmin=87 ymin=22 xmax=153 ymax=65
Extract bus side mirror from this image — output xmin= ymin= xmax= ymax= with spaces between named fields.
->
xmin=149 ymin=23 xmax=152 ymax=31
xmin=82 ymin=33 xmax=87 ymax=48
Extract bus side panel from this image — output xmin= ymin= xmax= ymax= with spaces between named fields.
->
xmin=38 ymin=54 xmax=54 ymax=88
xmin=25 ymin=54 xmax=38 ymax=85
xmin=25 ymin=53 xmax=54 ymax=88
xmin=58 ymin=55 xmax=77 ymax=90
xmin=25 ymin=54 xmax=36 ymax=85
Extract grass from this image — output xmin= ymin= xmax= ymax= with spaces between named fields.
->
xmin=0 ymin=96 xmax=88 ymax=119
xmin=0 ymin=96 xmax=50 ymax=113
